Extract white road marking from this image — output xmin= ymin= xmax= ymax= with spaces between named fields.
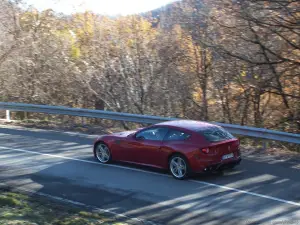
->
xmin=191 ymin=179 xmax=300 ymax=207
xmin=1 ymin=146 xmax=300 ymax=207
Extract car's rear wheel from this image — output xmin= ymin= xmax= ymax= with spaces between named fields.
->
xmin=95 ymin=142 xmax=111 ymax=164
xmin=169 ymin=154 xmax=189 ymax=180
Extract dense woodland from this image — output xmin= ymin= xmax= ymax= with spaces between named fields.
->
xmin=0 ymin=0 xmax=299 ymax=133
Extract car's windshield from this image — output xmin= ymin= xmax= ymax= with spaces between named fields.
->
xmin=197 ymin=127 xmax=234 ymax=143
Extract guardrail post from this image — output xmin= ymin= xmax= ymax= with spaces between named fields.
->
xmin=263 ymin=140 xmax=269 ymax=150
xmin=6 ymin=110 xmax=10 ymax=122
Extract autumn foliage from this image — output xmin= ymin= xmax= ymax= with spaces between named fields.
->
xmin=0 ymin=0 xmax=299 ymax=133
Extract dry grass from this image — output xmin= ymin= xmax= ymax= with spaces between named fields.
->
xmin=0 ymin=190 xmax=129 ymax=225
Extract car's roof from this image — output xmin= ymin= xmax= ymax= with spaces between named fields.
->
xmin=156 ymin=120 xmax=219 ymax=132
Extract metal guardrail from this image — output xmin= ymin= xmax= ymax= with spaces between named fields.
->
xmin=0 ymin=102 xmax=299 ymax=144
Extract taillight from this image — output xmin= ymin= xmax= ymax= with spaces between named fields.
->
xmin=201 ymin=148 xmax=210 ymax=154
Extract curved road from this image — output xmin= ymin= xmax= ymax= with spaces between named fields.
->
xmin=0 ymin=125 xmax=300 ymax=225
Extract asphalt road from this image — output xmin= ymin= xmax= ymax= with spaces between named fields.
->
xmin=1 ymin=124 xmax=300 ymax=225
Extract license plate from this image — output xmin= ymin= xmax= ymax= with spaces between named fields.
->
xmin=222 ymin=153 xmax=234 ymax=160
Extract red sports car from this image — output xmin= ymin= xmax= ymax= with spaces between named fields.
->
xmin=93 ymin=120 xmax=242 ymax=179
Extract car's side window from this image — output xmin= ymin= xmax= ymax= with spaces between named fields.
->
xmin=135 ymin=127 xmax=169 ymax=141
xmin=164 ymin=129 xmax=191 ymax=141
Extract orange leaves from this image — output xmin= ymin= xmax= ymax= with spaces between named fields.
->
xmin=193 ymin=87 xmax=203 ymax=102
xmin=264 ymin=1 xmax=270 ymax=7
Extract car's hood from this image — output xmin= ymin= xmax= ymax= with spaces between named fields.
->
xmin=110 ymin=130 xmax=136 ymax=137
xmin=94 ymin=128 xmax=144 ymax=143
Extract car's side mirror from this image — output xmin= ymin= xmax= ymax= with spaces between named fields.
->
xmin=136 ymin=135 xmax=145 ymax=140
xmin=127 ymin=132 xmax=135 ymax=137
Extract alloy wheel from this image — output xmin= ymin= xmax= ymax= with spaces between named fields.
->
xmin=95 ymin=143 xmax=111 ymax=163
xmin=170 ymin=156 xmax=187 ymax=179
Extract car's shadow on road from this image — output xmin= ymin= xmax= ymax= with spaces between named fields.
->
xmin=111 ymin=160 xmax=243 ymax=181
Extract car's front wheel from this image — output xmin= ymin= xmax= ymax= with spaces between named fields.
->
xmin=169 ymin=154 xmax=189 ymax=180
xmin=94 ymin=142 xmax=112 ymax=164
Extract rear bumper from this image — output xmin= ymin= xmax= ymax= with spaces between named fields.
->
xmin=189 ymin=156 xmax=242 ymax=173
xmin=202 ymin=157 xmax=242 ymax=172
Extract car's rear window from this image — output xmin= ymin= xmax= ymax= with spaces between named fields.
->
xmin=197 ymin=127 xmax=234 ymax=143
xmin=164 ymin=129 xmax=191 ymax=141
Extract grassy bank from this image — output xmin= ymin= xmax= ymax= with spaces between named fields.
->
xmin=0 ymin=189 xmax=128 ymax=225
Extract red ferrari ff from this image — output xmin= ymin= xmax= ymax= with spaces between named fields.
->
xmin=93 ymin=120 xmax=242 ymax=179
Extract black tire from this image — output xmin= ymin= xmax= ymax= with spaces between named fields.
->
xmin=94 ymin=142 xmax=112 ymax=164
xmin=169 ymin=154 xmax=190 ymax=180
